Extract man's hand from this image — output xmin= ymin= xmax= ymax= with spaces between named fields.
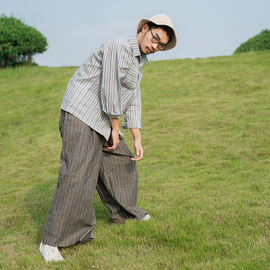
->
xmin=131 ymin=139 xmax=143 ymax=161
xmin=130 ymin=128 xmax=143 ymax=161
xmin=106 ymin=117 xmax=120 ymax=151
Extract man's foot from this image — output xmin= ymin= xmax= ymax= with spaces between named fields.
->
xmin=39 ymin=242 xmax=64 ymax=262
xmin=140 ymin=214 xmax=151 ymax=221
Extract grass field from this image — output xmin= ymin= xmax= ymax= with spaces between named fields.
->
xmin=1 ymin=51 xmax=270 ymax=269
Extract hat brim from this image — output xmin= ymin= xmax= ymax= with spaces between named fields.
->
xmin=137 ymin=18 xmax=177 ymax=51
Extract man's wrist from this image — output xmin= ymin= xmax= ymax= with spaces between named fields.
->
xmin=109 ymin=117 xmax=120 ymax=131
xmin=130 ymin=128 xmax=141 ymax=141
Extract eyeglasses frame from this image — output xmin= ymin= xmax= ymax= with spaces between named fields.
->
xmin=148 ymin=26 xmax=167 ymax=50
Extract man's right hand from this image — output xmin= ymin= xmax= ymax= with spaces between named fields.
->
xmin=106 ymin=117 xmax=120 ymax=151
xmin=106 ymin=128 xmax=120 ymax=151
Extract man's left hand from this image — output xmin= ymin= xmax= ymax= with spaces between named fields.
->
xmin=131 ymin=138 xmax=143 ymax=161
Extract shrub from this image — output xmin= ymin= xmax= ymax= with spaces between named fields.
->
xmin=0 ymin=14 xmax=48 ymax=67
xmin=234 ymin=29 xmax=270 ymax=54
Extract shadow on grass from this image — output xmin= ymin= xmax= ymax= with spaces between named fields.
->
xmin=24 ymin=178 xmax=109 ymax=245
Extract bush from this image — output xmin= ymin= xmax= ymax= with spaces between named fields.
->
xmin=234 ymin=29 xmax=270 ymax=54
xmin=0 ymin=14 xmax=48 ymax=67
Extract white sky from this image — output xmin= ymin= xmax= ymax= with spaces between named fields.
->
xmin=1 ymin=0 xmax=270 ymax=67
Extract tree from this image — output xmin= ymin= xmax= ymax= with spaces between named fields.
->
xmin=0 ymin=14 xmax=48 ymax=67
xmin=234 ymin=29 xmax=270 ymax=54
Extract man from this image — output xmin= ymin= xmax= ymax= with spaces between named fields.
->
xmin=39 ymin=14 xmax=177 ymax=262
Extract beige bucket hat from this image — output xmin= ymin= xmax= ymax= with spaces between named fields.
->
xmin=137 ymin=14 xmax=177 ymax=51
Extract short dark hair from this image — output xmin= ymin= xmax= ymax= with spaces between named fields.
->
xmin=147 ymin=22 xmax=174 ymax=44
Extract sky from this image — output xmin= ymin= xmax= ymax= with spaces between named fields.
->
xmin=1 ymin=0 xmax=270 ymax=67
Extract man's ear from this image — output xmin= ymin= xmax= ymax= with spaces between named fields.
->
xmin=141 ymin=23 xmax=149 ymax=33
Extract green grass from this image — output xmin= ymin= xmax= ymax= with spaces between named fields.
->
xmin=1 ymin=51 xmax=270 ymax=269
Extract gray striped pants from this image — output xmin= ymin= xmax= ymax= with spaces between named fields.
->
xmin=42 ymin=110 xmax=147 ymax=247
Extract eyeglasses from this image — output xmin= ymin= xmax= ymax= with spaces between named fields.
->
xmin=149 ymin=27 xmax=167 ymax=50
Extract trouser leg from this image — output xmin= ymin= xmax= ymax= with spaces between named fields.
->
xmin=96 ymin=136 xmax=147 ymax=224
xmin=42 ymin=110 xmax=105 ymax=247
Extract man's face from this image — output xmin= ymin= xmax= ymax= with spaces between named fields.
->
xmin=138 ymin=24 xmax=170 ymax=55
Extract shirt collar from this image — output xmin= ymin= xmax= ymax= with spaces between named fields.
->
xmin=129 ymin=35 xmax=148 ymax=66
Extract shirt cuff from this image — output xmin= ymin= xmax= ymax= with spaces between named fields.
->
xmin=121 ymin=121 xmax=141 ymax=129
xmin=104 ymin=111 xmax=122 ymax=119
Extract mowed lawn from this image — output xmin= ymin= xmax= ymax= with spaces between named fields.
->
xmin=1 ymin=51 xmax=270 ymax=269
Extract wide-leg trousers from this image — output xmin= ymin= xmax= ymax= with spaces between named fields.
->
xmin=42 ymin=110 xmax=147 ymax=247
xmin=98 ymin=138 xmax=147 ymax=224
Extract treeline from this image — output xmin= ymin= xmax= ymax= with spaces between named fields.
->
xmin=0 ymin=14 xmax=48 ymax=67
xmin=0 ymin=14 xmax=269 ymax=68
xmin=234 ymin=29 xmax=270 ymax=54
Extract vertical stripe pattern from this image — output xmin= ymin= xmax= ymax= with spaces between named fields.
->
xmin=42 ymin=111 xmax=148 ymax=247
xmin=60 ymin=35 xmax=148 ymax=141
xmin=97 ymin=136 xmax=147 ymax=223
xmin=42 ymin=111 xmax=106 ymax=247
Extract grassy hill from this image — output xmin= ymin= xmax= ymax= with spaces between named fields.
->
xmin=1 ymin=51 xmax=270 ymax=269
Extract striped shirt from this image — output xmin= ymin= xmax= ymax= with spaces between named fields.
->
xmin=60 ymin=35 xmax=148 ymax=141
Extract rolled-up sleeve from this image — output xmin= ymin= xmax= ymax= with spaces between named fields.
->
xmin=101 ymin=44 xmax=134 ymax=119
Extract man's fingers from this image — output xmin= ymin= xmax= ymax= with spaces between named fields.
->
xmin=106 ymin=140 xmax=119 ymax=151
xmin=106 ymin=144 xmax=117 ymax=151
xmin=131 ymin=156 xmax=142 ymax=161
xmin=106 ymin=129 xmax=119 ymax=151
xmin=131 ymin=150 xmax=143 ymax=161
